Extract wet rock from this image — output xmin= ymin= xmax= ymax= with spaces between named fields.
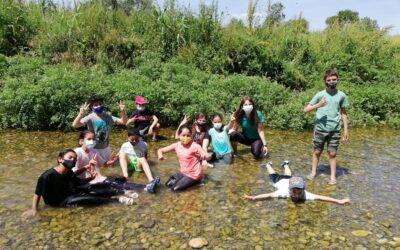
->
xmin=377 ymin=238 xmax=388 ymax=244
xmin=141 ymin=220 xmax=155 ymax=229
xmin=351 ymin=230 xmax=369 ymax=237
xmin=382 ymin=222 xmax=391 ymax=228
xmin=104 ymin=232 xmax=112 ymax=240
xmin=189 ymin=237 xmax=208 ymax=249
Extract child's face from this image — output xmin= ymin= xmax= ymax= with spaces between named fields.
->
xmin=289 ymin=188 xmax=305 ymax=202
xmin=196 ymin=117 xmax=206 ymax=125
xmin=92 ymin=101 xmax=104 ymax=108
xmin=128 ymin=134 xmax=140 ymax=144
xmin=136 ymin=104 xmax=146 ymax=110
xmin=212 ymin=116 xmax=222 ymax=124
xmin=325 ymin=75 xmax=338 ymax=83
xmin=243 ymin=100 xmax=253 ymax=108
xmin=83 ymin=133 xmax=96 ymax=148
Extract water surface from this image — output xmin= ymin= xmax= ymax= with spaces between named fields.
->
xmin=0 ymin=128 xmax=399 ymax=249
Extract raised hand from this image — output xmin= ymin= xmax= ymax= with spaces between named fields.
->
xmin=180 ymin=115 xmax=190 ymax=126
xmin=79 ymin=102 xmax=90 ymax=116
xmin=118 ymin=101 xmax=126 ymax=112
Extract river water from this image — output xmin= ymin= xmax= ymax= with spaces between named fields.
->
xmin=0 ymin=128 xmax=399 ymax=249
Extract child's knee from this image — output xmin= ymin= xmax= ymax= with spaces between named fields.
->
xmin=328 ymin=151 xmax=337 ymax=157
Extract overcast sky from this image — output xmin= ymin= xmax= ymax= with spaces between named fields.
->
xmin=154 ymin=0 xmax=400 ymax=35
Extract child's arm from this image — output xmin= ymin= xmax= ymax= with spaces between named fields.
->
xmin=115 ymin=101 xmax=127 ymax=125
xmin=304 ymin=97 xmax=327 ymax=113
xmin=243 ymin=193 xmax=274 ymax=201
xmin=148 ymin=115 xmax=159 ymax=135
xmin=104 ymin=152 xmax=119 ymax=167
xmin=313 ymin=194 xmax=350 ymax=205
xmin=157 ymin=144 xmax=176 ymax=160
xmin=175 ymin=115 xmax=189 ymax=139
xmin=341 ymin=108 xmax=349 ymax=142
xmin=72 ymin=102 xmax=90 ymax=128
xmin=257 ymin=123 xmax=268 ymax=156
xmin=22 ymin=194 xmax=41 ymax=217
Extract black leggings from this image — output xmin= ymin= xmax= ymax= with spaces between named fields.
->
xmin=165 ymin=172 xmax=201 ymax=192
xmin=61 ymin=182 xmax=124 ymax=207
xmin=229 ymin=131 xmax=263 ymax=158
xmin=104 ymin=177 xmax=145 ymax=191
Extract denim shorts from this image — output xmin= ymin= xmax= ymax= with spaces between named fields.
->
xmin=313 ymin=130 xmax=341 ymax=153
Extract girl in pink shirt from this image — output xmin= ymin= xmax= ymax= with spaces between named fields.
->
xmin=158 ymin=125 xmax=211 ymax=191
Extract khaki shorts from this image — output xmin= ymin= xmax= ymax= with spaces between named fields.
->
xmin=313 ymin=130 xmax=341 ymax=153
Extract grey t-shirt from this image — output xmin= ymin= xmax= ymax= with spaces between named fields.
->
xmin=82 ymin=113 xmax=118 ymax=149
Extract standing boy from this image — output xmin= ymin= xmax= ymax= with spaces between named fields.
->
xmin=72 ymin=95 xmax=127 ymax=161
xmin=304 ymin=69 xmax=349 ymax=185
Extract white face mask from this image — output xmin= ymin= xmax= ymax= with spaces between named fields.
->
xmin=137 ymin=106 xmax=145 ymax=111
xmin=85 ymin=139 xmax=96 ymax=149
xmin=213 ymin=123 xmax=222 ymax=130
xmin=242 ymin=105 xmax=253 ymax=113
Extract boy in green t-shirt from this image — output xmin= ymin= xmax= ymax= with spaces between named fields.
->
xmin=304 ymin=69 xmax=349 ymax=185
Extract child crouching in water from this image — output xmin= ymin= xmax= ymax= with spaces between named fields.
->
xmin=158 ymin=125 xmax=212 ymax=191
xmin=244 ymin=161 xmax=350 ymax=205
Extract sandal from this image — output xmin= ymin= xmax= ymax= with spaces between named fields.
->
xmin=118 ymin=196 xmax=135 ymax=205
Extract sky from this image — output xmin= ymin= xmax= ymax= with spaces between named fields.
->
xmin=154 ymin=0 xmax=400 ymax=35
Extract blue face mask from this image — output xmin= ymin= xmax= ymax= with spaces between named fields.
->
xmin=85 ymin=139 xmax=96 ymax=149
xmin=93 ymin=106 xmax=105 ymax=113
xmin=326 ymin=81 xmax=337 ymax=89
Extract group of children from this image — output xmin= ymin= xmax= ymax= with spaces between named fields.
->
xmin=23 ymin=69 xmax=351 ymax=217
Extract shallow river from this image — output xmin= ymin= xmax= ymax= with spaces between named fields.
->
xmin=0 ymin=127 xmax=399 ymax=249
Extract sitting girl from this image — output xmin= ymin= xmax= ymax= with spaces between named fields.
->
xmin=158 ymin=125 xmax=211 ymax=191
xmin=23 ymin=149 xmax=138 ymax=218
xmin=208 ymin=114 xmax=234 ymax=164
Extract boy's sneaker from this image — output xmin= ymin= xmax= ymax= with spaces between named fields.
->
xmin=260 ymin=162 xmax=273 ymax=169
xmin=118 ymin=196 xmax=135 ymax=206
xmin=281 ymin=160 xmax=290 ymax=168
xmin=146 ymin=176 xmax=161 ymax=193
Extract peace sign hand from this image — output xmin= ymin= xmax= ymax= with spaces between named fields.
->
xmin=79 ymin=102 xmax=90 ymax=116
xmin=118 ymin=101 xmax=125 ymax=112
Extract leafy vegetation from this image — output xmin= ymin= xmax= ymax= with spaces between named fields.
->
xmin=0 ymin=0 xmax=399 ymax=130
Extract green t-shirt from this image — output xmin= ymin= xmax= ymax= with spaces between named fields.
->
xmin=241 ymin=111 xmax=265 ymax=139
xmin=309 ymin=90 xmax=349 ymax=132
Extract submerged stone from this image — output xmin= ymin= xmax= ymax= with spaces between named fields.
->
xmin=189 ymin=237 xmax=208 ymax=248
xmin=351 ymin=230 xmax=369 ymax=237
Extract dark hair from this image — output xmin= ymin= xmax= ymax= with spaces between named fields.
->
xmin=79 ymin=130 xmax=95 ymax=140
xmin=323 ymin=69 xmax=339 ymax=81
xmin=212 ymin=113 xmax=223 ymax=121
xmin=234 ymin=96 xmax=260 ymax=125
xmin=128 ymin=127 xmax=141 ymax=136
xmin=88 ymin=95 xmax=104 ymax=107
xmin=57 ymin=149 xmax=77 ymax=164
xmin=178 ymin=124 xmax=192 ymax=135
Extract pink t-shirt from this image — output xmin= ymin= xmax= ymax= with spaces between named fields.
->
xmin=170 ymin=142 xmax=203 ymax=180
xmin=73 ymin=147 xmax=107 ymax=184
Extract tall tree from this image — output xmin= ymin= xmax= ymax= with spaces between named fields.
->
xmin=326 ymin=9 xmax=359 ymax=28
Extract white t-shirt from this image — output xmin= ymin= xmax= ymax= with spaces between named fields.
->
xmin=271 ymin=178 xmax=315 ymax=200
xmin=73 ymin=147 xmax=107 ymax=184
xmin=119 ymin=141 xmax=148 ymax=158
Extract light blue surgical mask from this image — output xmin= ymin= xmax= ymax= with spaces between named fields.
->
xmin=213 ymin=123 xmax=222 ymax=130
xmin=85 ymin=139 xmax=96 ymax=149
xmin=242 ymin=105 xmax=253 ymax=113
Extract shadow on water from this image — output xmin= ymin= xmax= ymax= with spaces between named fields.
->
xmin=0 ymin=127 xmax=399 ymax=249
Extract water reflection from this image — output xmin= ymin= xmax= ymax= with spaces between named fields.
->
xmin=0 ymin=127 xmax=399 ymax=249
